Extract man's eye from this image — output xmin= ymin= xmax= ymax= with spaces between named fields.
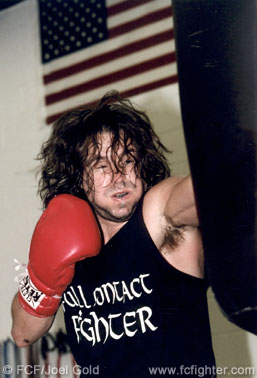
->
xmin=97 ymin=165 xmax=108 ymax=169
xmin=124 ymin=159 xmax=133 ymax=165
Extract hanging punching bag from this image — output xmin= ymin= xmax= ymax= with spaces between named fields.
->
xmin=172 ymin=0 xmax=257 ymax=334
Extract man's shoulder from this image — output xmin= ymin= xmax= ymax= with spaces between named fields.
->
xmin=143 ymin=177 xmax=182 ymax=218
xmin=142 ymin=177 xmax=179 ymax=249
xmin=141 ymin=175 xmax=197 ymax=248
xmin=142 ymin=176 xmax=204 ymax=278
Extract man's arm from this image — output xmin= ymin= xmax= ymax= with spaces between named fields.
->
xmin=11 ymin=292 xmax=54 ymax=348
xmin=143 ymin=176 xmax=203 ymax=278
xmin=164 ymin=175 xmax=199 ymax=227
xmin=11 ymin=195 xmax=101 ymax=346
xmin=144 ymin=175 xmax=199 ymax=229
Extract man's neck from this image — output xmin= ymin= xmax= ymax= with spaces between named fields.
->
xmin=98 ymin=217 xmax=128 ymax=244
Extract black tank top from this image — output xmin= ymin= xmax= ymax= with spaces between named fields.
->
xmin=63 ymin=200 xmax=216 ymax=377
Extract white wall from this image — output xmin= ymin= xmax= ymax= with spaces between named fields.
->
xmin=1 ymin=0 xmax=50 ymax=334
xmin=0 ymin=1 xmax=256 ymax=377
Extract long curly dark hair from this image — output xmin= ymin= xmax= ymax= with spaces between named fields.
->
xmin=37 ymin=91 xmax=171 ymax=209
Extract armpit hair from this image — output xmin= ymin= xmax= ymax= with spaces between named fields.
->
xmin=160 ymin=216 xmax=186 ymax=252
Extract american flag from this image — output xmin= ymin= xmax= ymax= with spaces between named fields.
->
xmin=38 ymin=0 xmax=177 ymax=125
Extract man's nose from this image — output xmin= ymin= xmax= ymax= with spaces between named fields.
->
xmin=112 ymin=167 xmax=127 ymax=182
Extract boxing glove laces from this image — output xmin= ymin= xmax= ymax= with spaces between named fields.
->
xmin=18 ymin=194 xmax=101 ymax=317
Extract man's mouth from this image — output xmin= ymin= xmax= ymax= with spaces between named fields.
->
xmin=112 ymin=191 xmax=129 ymax=199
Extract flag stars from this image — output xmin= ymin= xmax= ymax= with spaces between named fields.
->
xmin=39 ymin=0 xmax=108 ymax=63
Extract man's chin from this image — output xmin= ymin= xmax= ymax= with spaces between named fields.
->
xmin=113 ymin=210 xmax=137 ymax=223
xmin=99 ymin=209 xmax=134 ymax=223
xmin=93 ymin=202 xmax=139 ymax=223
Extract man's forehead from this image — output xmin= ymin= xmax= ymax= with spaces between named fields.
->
xmin=88 ymin=131 xmax=136 ymax=156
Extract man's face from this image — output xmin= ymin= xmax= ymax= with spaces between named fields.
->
xmin=83 ymin=132 xmax=144 ymax=223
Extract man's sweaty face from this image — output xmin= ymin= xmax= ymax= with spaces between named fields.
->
xmin=83 ymin=132 xmax=144 ymax=223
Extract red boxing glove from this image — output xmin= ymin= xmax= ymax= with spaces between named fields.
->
xmin=18 ymin=194 xmax=101 ymax=317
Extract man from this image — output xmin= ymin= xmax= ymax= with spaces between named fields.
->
xmin=11 ymin=91 xmax=216 ymax=377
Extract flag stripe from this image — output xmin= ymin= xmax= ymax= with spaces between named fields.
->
xmin=46 ymin=52 xmax=176 ymax=105
xmin=44 ymin=29 xmax=174 ymax=85
xmin=109 ymin=7 xmax=172 ymax=38
xmin=107 ymin=0 xmax=171 ymax=28
xmin=107 ymin=0 xmax=156 ymax=17
xmin=45 ymin=39 xmax=175 ymax=95
xmin=46 ymin=61 xmax=177 ymax=116
xmin=46 ymin=74 xmax=178 ymax=125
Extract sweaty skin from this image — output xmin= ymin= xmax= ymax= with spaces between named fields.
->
xmin=83 ymin=132 xmax=144 ymax=243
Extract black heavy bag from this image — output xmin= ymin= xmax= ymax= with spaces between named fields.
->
xmin=172 ymin=0 xmax=257 ymax=334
